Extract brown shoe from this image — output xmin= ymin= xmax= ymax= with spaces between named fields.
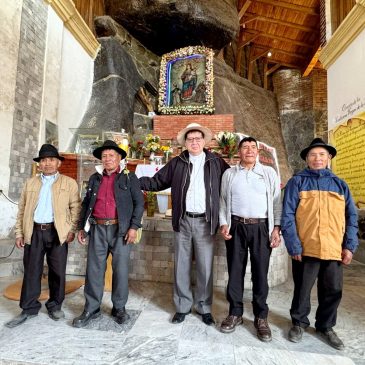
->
xmin=220 ymin=315 xmax=243 ymax=333
xmin=254 ymin=317 xmax=272 ymax=342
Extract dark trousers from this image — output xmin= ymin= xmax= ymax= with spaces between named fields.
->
xmin=225 ymin=220 xmax=271 ymax=318
xmin=20 ymin=226 xmax=68 ymax=315
xmin=84 ymin=224 xmax=132 ymax=313
xmin=290 ymin=257 xmax=343 ymax=331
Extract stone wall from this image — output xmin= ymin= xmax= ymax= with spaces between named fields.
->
xmin=273 ymin=69 xmax=328 ymax=175
xmin=8 ymin=0 xmax=48 ymax=199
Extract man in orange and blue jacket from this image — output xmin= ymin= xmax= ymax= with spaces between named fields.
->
xmin=281 ymin=138 xmax=358 ymax=351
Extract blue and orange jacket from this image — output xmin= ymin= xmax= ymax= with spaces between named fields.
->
xmin=281 ymin=168 xmax=358 ymax=260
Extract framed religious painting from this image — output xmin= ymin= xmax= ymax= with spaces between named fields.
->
xmin=158 ymin=46 xmax=214 ymax=115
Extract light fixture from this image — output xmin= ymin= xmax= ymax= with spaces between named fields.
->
xmin=267 ymin=51 xmax=272 ymax=57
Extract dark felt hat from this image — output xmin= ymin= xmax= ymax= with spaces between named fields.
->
xmin=300 ymin=138 xmax=337 ymax=160
xmin=33 ymin=144 xmax=65 ymax=162
xmin=93 ymin=140 xmax=127 ymax=160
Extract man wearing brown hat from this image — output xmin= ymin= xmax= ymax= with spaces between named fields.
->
xmin=5 ymin=144 xmax=81 ymax=328
xmin=139 ymin=123 xmax=229 ymax=325
xmin=73 ymin=140 xmax=144 ymax=328
xmin=281 ymin=138 xmax=358 ymax=350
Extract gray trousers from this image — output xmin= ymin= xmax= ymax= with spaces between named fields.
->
xmin=174 ymin=216 xmax=215 ymax=314
xmin=84 ymin=224 xmax=132 ymax=312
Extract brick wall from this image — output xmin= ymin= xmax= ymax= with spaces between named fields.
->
xmin=153 ymin=114 xmax=234 ymax=141
xmin=8 ymin=0 xmax=48 ymax=199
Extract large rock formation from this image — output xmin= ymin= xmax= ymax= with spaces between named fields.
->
xmin=214 ymin=60 xmax=291 ymax=183
xmin=104 ymin=0 xmax=239 ymax=55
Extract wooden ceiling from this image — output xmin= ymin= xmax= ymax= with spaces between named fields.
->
xmin=236 ymin=0 xmax=321 ymax=81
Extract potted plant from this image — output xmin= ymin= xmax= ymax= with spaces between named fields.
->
xmin=215 ymin=131 xmax=238 ymax=163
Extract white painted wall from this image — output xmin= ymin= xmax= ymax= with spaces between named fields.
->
xmin=327 ymin=28 xmax=365 ymax=129
xmin=0 ymin=0 xmax=23 ymax=237
xmin=41 ymin=6 xmax=94 ymax=152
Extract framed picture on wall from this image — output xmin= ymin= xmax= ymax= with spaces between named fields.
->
xmin=45 ymin=120 xmax=59 ymax=148
xmin=158 ymin=46 xmax=214 ymax=115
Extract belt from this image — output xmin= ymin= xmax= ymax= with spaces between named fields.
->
xmin=93 ymin=218 xmax=118 ymax=225
xmin=34 ymin=222 xmax=54 ymax=230
xmin=186 ymin=212 xmax=206 ymax=218
xmin=231 ymin=215 xmax=268 ymax=224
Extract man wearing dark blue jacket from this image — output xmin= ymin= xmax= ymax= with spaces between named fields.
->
xmin=281 ymin=138 xmax=358 ymax=350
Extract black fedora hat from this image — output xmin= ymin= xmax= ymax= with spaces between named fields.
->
xmin=33 ymin=144 xmax=65 ymax=162
xmin=300 ymin=138 xmax=337 ymax=160
xmin=93 ymin=140 xmax=127 ymax=160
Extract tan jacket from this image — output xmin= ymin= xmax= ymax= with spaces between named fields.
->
xmin=15 ymin=174 xmax=81 ymax=245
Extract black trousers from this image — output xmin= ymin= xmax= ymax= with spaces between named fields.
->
xmin=290 ymin=257 xmax=343 ymax=331
xmin=225 ymin=220 xmax=271 ymax=318
xmin=20 ymin=226 xmax=68 ymax=315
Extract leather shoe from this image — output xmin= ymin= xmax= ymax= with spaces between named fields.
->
xmin=5 ymin=313 xmax=37 ymax=328
xmin=172 ymin=311 xmax=190 ymax=324
xmin=72 ymin=309 xmax=101 ymax=328
xmin=316 ymin=328 xmax=344 ymax=350
xmin=197 ymin=312 xmax=215 ymax=326
xmin=288 ymin=325 xmax=303 ymax=342
xmin=111 ymin=307 xmax=130 ymax=324
xmin=48 ymin=310 xmax=65 ymax=321
xmin=254 ymin=317 xmax=272 ymax=342
xmin=220 ymin=315 xmax=243 ymax=333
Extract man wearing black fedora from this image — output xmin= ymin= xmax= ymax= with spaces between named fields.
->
xmin=281 ymin=138 xmax=358 ymax=350
xmin=5 ymin=144 xmax=81 ymax=328
xmin=72 ymin=140 xmax=144 ymax=328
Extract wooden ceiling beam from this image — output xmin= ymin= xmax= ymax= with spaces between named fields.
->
xmin=253 ymin=0 xmax=319 ymax=16
xmin=269 ymin=47 xmax=307 ymax=59
xmin=245 ymin=30 xmax=314 ymax=48
xmin=267 ymin=60 xmax=301 ymax=69
xmin=238 ymin=32 xmax=260 ymax=48
xmin=250 ymin=46 xmax=271 ymax=63
xmin=241 ymin=14 xmax=259 ymax=25
xmin=265 ymin=63 xmax=281 ymax=76
xmin=241 ymin=13 xmax=318 ymax=32
xmin=238 ymin=0 xmax=252 ymax=20
xmin=302 ymin=46 xmax=322 ymax=77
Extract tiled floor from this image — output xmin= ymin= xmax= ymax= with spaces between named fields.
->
xmin=0 ymin=261 xmax=364 ymax=365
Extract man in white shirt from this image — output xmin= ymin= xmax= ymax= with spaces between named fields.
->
xmin=219 ymin=137 xmax=282 ymax=341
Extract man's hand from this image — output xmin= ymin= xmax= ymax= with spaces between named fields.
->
xmin=77 ymin=230 xmax=87 ymax=245
xmin=65 ymin=232 xmax=75 ymax=244
xmin=270 ymin=227 xmax=281 ymax=248
xmin=15 ymin=237 xmax=25 ymax=249
xmin=125 ymin=228 xmax=137 ymax=244
xmin=341 ymin=248 xmax=353 ymax=265
xmin=220 ymin=224 xmax=232 ymax=241
xmin=292 ymin=255 xmax=302 ymax=261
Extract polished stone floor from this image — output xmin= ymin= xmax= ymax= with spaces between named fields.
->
xmin=0 ymin=261 xmax=364 ymax=365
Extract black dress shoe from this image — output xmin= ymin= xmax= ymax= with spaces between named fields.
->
xmin=48 ymin=310 xmax=65 ymax=321
xmin=198 ymin=312 xmax=215 ymax=326
xmin=111 ymin=308 xmax=130 ymax=324
xmin=172 ymin=311 xmax=190 ymax=324
xmin=5 ymin=313 xmax=37 ymax=328
xmin=72 ymin=309 xmax=101 ymax=328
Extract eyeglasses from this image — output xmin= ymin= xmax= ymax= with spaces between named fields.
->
xmin=186 ymin=137 xmax=203 ymax=143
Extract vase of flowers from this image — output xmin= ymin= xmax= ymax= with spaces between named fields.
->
xmin=128 ymin=138 xmax=144 ymax=159
xmin=215 ymin=131 xmax=238 ymax=163
xmin=144 ymin=134 xmax=161 ymax=162
xmin=160 ymin=144 xmax=173 ymax=163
